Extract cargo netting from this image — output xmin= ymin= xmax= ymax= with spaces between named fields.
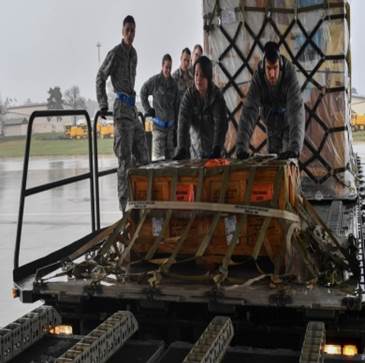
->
xmin=203 ymin=0 xmax=356 ymax=200
xmin=48 ymin=160 xmax=359 ymax=291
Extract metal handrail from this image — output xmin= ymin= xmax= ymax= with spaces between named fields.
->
xmin=93 ymin=110 xmax=116 ymax=230
xmin=14 ymin=109 xmax=96 ymax=269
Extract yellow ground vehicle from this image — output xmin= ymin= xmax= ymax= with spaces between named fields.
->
xmin=351 ymin=113 xmax=365 ymax=131
xmin=64 ymin=124 xmax=88 ymax=139
xmin=98 ymin=123 xmax=114 ymax=139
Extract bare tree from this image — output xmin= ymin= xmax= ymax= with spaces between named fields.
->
xmin=47 ymin=87 xmax=64 ymax=121
xmin=0 ymin=95 xmax=6 ymax=114
xmin=64 ymin=86 xmax=86 ymax=125
xmin=47 ymin=87 xmax=64 ymax=109
xmin=0 ymin=95 xmax=5 ymax=137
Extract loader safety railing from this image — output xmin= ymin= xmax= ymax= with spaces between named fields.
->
xmin=93 ymin=110 xmax=116 ymax=231
xmin=14 ymin=109 xmax=149 ymax=270
xmin=14 ymin=110 xmax=96 ymax=270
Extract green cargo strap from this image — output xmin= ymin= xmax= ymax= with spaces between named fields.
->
xmin=273 ymin=221 xmax=300 ymax=276
xmin=195 ymin=166 xmax=231 ymax=257
xmin=68 ymin=220 xmax=121 ymax=262
xmin=96 ymin=213 xmax=130 ymax=260
xmin=251 ymin=217 xmax=272 ymax=261
xmin=251 ymin=165 xmax=285 ymax=261
xmin=227 ymin=273 xmax=269 ymax=286
xmin=162 ymin=168 xmax=205 ymax=272
xmin=145 ymin=170 xmax=178 ymax=260
xmin=126 ymin=200 xmax=300 ymax=222
xmin=214 ymin=167 xmax=257 ymax=284
xmin=118 ymin=169 xmax=154 ymax=266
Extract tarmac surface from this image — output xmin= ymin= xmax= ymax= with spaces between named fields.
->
xmin=0 ymin=155 xmax=120 ymax=326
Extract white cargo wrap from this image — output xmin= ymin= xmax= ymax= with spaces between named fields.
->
xmin=203 ymin=0 xmax=354 ymax=199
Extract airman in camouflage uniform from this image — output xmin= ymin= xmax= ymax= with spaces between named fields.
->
xmin=188 ymin=44 xmax=203 ymax=79
xmin=236 ymin=41 xmax=305 ymax=160
xmin=172 ymin=48 xmax=193 ymax=102
xmin=96 ymin=15 xmax=149 ymax=212
xmin=175 ymin=56 xmax=228 ymax=160
xmin=140 ymin=54 xmax=179 ymax=161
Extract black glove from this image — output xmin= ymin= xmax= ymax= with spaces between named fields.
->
xmin=277 ymin=150 xmax=299 ymax=160
xmin=145 ymin=108 xmax=156 ymax=118
xmin=236 ymin=147 xmax=250 ymax=160
xmin=209 ymin=145 xmax=221 ymax=159
xmin=173 ymin=148 xmax=189 ymax=161
xmin=100 ymin=108 xmax=108 ymax=120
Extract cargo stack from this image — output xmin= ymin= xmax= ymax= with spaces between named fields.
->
xmin=202 ymin=0 xmax=354 ymax=200
xmin=122 ymin=159 xmax=356 ymax=286
xmin=126 ymin=159 xmax=301 ymax=276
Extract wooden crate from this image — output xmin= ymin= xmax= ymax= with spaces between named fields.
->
xmin=128 ymin=160 xmax=300 ymax=261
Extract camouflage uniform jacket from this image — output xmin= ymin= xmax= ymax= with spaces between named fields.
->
xmin=96 ymin=41 xmax=137 ymax=121
xmin=172 ymin=68 xmax=193 ymax=102
xmin=178 ymin=84 xmax=228 ymax=159
xmin=236 ymin=56 xmax=305 ymax=154
xmin=140 ymin=73 xmax=179 ymax=123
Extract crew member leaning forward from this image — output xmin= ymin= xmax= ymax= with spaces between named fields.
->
xmin=174 ymin=55 xmax=228 ymax=160
xmin=96 ymin=15 xmax=149 ymax=212
xmin=236 ymin=41 xmax=305 ymax=160
xmin=140 ymin=54 xmax=179 ymax=161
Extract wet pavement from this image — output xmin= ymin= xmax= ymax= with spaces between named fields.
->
xmin=0 ymin=155 xmax=120 ymax=326
xmin=1 ymin=145 xmax=365 ymax=327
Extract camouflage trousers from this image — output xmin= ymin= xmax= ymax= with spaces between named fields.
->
xmin=152 ymin=126 xmax=175 ymax=161
xmin=114 ymin=117 xmax=149 ymax=212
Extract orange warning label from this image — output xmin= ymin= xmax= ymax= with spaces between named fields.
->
xmin=250 ymin=183 xmax=273 ymax=203
xmin=204 ymin=159 xmax=231 ymax=168
xmin=176 ymin=184 xmax=195 ymax=202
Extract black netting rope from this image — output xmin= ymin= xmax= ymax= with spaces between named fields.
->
xmin=209 ymin=2 xmax=350 ymax=185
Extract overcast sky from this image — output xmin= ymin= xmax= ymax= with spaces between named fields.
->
xmin=0 ymin=0 xmax=364 ymax=105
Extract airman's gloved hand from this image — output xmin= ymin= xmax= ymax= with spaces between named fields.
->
xmin=100 ymin=108 xmax=108 ymax=120
xmin=236 ymin=147 xmax=250 ymax=160
xmin=145 ymin=108 xmax=156 ymax=118
xmin=209 ymin=145 xmax=221 ymax=159
xmin=277 ymin=150 xmax=299 ymax=160
xmin=173 ymin=148 xmax=189 ymax=161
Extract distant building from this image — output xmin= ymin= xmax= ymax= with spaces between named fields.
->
xmin=352 ymin=94 xmax=365 ymax=115
xmin=0 ymin=99 xmax=187 ymax=137
xmin=1 ymin=103 xmax=78 ymax=137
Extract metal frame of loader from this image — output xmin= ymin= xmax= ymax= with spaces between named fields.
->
xmin=11 ymin=109 xmax=365 ymax=361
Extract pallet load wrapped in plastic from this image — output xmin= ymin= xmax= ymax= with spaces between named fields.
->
xmin=202 ymin=0 xmax=355 ymax=200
